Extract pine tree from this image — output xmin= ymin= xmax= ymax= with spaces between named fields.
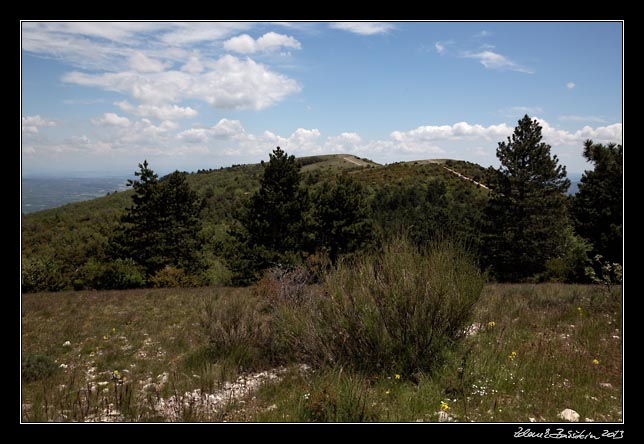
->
xmin=156 ymin=171 xmax=203 ymax=272
xmin=110 ymin=162 xmax=202 ymax=279
xmin=482 ymin=115 xmax=571 ymax=281
xmin=228 ymin=147 xmax=308 ymax=282
xmin=311 ymin=175 xmax=375 ymax=263
xmin=571 ymin=140 xmax=623 ymax=264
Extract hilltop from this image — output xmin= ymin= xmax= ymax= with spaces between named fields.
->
xmin=21 ymin=153 xmax=489 ymax=291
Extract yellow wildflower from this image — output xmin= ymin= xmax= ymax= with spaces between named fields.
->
xmin=592 ymin=359 xmax=599 ymax=365
xmin=440 ymin=401 xmax=449 ymax=411
xmin=395 ymin=374 xmax=401 ymax=380
xmin=508 ymin=351 xmax=517 ymax=361
xmin=385 ymin=389 xmax=391 ymax=395
xmin=103 ymin=335 xmax=108 ymax=340
xmin=488 ymin=321 xmax=496 ymax=328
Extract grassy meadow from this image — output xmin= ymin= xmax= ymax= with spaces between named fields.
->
xmin=21 ymin=283 xmax=622 ymax=423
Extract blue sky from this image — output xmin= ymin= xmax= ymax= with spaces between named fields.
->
xmin=21 ymin=21 xmax=622 ymax=176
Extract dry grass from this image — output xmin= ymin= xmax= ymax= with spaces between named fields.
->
xmin=21 ymin=283 xmax=622 ymax=422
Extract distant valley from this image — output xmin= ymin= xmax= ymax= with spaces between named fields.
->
xmin=21 ymin=176 xmax=131 ymax=214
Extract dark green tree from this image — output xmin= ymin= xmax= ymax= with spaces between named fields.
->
xmin=156 ymin=171 xmax=203 ymax=272
xmin=482 ymin=115 xmax=571 ymax=281
xmin=311 ymin=175 xmax=376 ymax=263
xmin=228 ymin=147 xmax=308 ymax=283
xmin=110 ymin=161 xmax=202 ymax=280
xmin=571 ymin=140 xmax=623 ymax=264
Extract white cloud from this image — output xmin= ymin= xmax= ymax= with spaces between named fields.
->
xmin=178 ymin=118 xmax=246 ymax=143
xmin=566 ymin=82 xmax=576 ymax=89
xmin=159 ymin=22 xmax=252 ymax=46
xmin=391 ymin=121 xmax=513 ymax=142
xmin=177 ymin=127 xmax=211 ymax=144
xmin=22 ymin=115 xmax=55 ymax=134
xmin=92 ymin=112 xmax=130 ymax=127
xmin=330 ymin=22 xmax=395 ymax=35
xmin=211 ymin=119 xmax=245 ymax=139
xmin=63 ymin=54 xmax=300 ymax=110
xmin=115 ymin=101 xmax=197 ymax=120
xmin=181 ymin=52 xmax=204 ymax=74
xmin=435 ymin=42 xmax=446 ymax=54
xmin=464 ymin=50 xmax=533 ymax=74
xmin=223 ymin=32 xmax=301 ymax=54
xmin=535 ymin=118 xmax=622 ymax=146
xmin=128 ymin=51 xmax=168 ymax=73
xmin=325 ymin=132 xmax=362 ymax=152
xmin=185 ymin=55 xmax=301 ymax=110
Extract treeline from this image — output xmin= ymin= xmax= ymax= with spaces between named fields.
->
xmin=21 ymin=115 xmax=622 ymax=292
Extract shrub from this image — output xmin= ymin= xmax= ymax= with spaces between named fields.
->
xmin=22 ymin=354 xmax=58 ymax=382
xmin=280 ymin=236 xmax=484 ymax=376
xmin=21 ymin=256 xmax=67 ymax=293
xmin=77 ymin=258 xmax=146 ymax=290
xmin=149 ymin=265 xmax=198 ymax=288
xmin=254 ymin=265 xmax=313 ymax=307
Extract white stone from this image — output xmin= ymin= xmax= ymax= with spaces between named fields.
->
xmin=584 ymin=418 xmax=595 ymax=422
xmin=62 ymin=341 xmax=71 ymax=347
xmin=558 ymin=409 xmax=580 ymax=422
xmin=438 ymin=411 xmax=456 ymax=422
xmin=600 ymin=382 xmax=613 ymax=389
xmin=529 ymin=417 xmax=536 ymax=422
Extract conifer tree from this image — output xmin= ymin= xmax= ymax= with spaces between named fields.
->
xmin=482 ymin=115 xmax=571 ymax=281
xmin=571 ymin=140 xmax=623 ymax=264
xmin=110 ymin=162 xmax=202 ymax=279
xmin=228 ymin=147 xmax=308 ymax=283
xmin=311 ymin=175 xmax=375 ymax=263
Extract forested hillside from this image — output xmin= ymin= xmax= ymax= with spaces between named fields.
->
xmin=21 ymin=154 xmax=487 ymax=291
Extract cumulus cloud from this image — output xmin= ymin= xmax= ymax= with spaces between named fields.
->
xmin=223 ymin=32 xmax=301 ymax=54
xmin=63 ymin=54 xmax=300 ymax=110
xmin=566 ymin=82 xmax=576 ymax=89
xmin=115 ymin=101 xmax=197 ymax=120
xmin=435 ymin=42 xmax=446 ymax=54
xmin=22 ymin=115 xmax=56 ymax=134
xmin=535 ymin=118 xmax=622 ymax=146
xmin=330 ymin=22 xmax=395 ymax=35
xmin=178 ymin=118 xmax=246 ymax=143
xmin=92 ymin=112 xmax=130 ymax=127
xmin=391 ymin=121 xmax=513 ymax=142
xmin=325 ymin=132 xmax=362 ymax=152
xmin=464 ymin=50 xmax=533 ymax=74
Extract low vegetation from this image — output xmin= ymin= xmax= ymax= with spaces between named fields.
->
xmin=21 ymin=279 xmax=622 ymax=422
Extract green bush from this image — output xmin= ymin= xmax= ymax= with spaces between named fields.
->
xmin=279 ymin=236 xmax=484 ymax=376
xmin=21 ymin=256 xmax=68 ymax=293
xmin=77 ymin=258 xmax=146 ymax=290
xmin=148 ymin=265 xmax=197 ymax=288
xmin=22 ymin=354 xmax=58 ymax=382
